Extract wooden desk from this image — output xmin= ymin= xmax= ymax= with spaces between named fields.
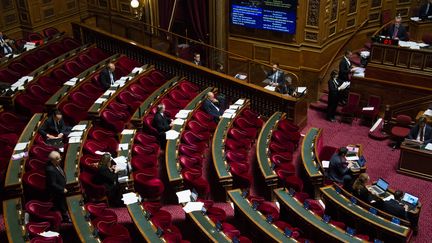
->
xmin=228 ymin=189 xmax=297 ymax=242
xmin=4 ymin=113 xmax=44 ymax=194
xmin=301 ymin=128 xmax=324 ymax=195
xmin=409 ymin=20 xmax=432 ymax=42
xmin=212 ymin=100 xmax=249 ymax=193
xmin=165 ymin=87 xmax=213 ymax=189
xmin=320 ymin=185 xmax=412 ymax=243
xmin=45 ymin=54 xmax=120 ymax=110
xmin=398 ymin=142 xmax=432 ymax=181
xmin=3 ymin=197 xmax=26 ymax=243
xmin=67 ymin=195 xmax=100 ymax=243
xmin=126 ymin=201 xmax=164 ymax=242
xmin=256 ymin=112 xmax=284 ymax=198
xmin=186 ymin=210 xmax=231 ymax=242
xmin=274 ymin=188 xmax=366 ymax=243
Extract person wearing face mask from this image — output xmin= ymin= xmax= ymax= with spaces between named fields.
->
xmin=387 ymin=15 xmax=409 ymax=41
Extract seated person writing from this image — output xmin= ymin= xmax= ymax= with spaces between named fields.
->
xmin=263 ymin=63 xmax=285 ymax=87
xmin=152 ymin=104 xmax=173 ymax=147
xmin=99 ymin=62 xmax=116 ymax=90
xmin=276 ymin=76 xmax=296 ymax=96
xmin=38 ymin=109 xmax=71 ymax=145
xmin=94 ymin=153 xmax=122 ymax=206
xmin=380 ymin=190 xmax=409 ymax=221
xmin=203 ymin=91 xmax=224 ymax=122
xmin=352 ymin=173 xmax=382 ymax=205
xmin=327 ymin=147 xmax=354 ymax=190
xmin=407 ymin=116 xmax=432 ymax=144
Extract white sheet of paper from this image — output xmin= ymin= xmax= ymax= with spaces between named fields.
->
xmin=118 ymin=176 xmax=129 ymax=183
xmin=322 ymin=160 xmax=330 ymax=168
xmin=222 ymin=113 xmax=234 ymax=119
xmin=362 ymin=107 xmax=374 ymax=111
xmin=425 ymin=143 xmax=432 ymax=151
xmin=383 ymin=194 xmax=394 ymax=201
xmin=113 ymin=156 xmax=127 ymax=165
xmin=224 ymin=109 xmax=236 ymax=114
xmin=175 ymin=110 xmax=192 ymax=119
xmin=173 ymin=118 xmax=185 ymax=125
xmin=132 ymin=67 xmax=143 ymax=74
xmin=183 ymin=202 xmax=204 ymax=213
xmin=166 ymin=130 xmax=180 ymax=140
xmin=410 ymin=17 xmax=420 ymax=21
xmin=72 ymin=124 xmax=86 ymax=131
xmin=103 ymin=90 xmax=116 ymax=96
xmin=14 ymin=142 xmax=28 ymax=151
xmin=296 ymin=87 xmax=307 ymax=94
xmin=12 ymin=152 xmax=28 ymax=160
xmin=229 ymin=105 xmax=240 ymax=110
xmin=122 ymin=192 xmax=139 ymax=205
xmin=346 ymin=156 xmax=360 ymax=161
xmin=39 ymin=231 xmax=60 ymax=237
xmin=95 ymin=98 xmax=107 ymax=104
xmin=64 ymin=81 xmax=76 ymax=86
xmin=95 ymin=150 xmax=108 ymax=155
xmin=264 ymin=85 xmax=276 ymax=91
xmin=118 ymin=143 xmax=129 ymax=151
xmin=68 ymin=131 xmax=83 ymax=138
xmin=18 ymin=86 xmax=25 ymax=90
xmin=370 ymin=118 xmax=382 ymax=132
xmin=176 ymin=189 xmax=192 ymax=204
xmin=120 ymin=76 xmax=129 ymax=81
xmin=423 ymin=109 xmax=432 ymax=116
xmin=234 ymin=99 xmax=245 ymax=105
xmin=121 ymin=129 xmax=135 ymax=135
xmin=68 ymin=137 xmax=81 ymax=144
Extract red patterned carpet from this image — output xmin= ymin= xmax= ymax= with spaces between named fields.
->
xmin=1 ymin=108 xmax=430 ymax=242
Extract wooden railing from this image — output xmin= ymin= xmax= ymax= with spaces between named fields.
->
xmin=383 ymin=94 xmax=432 ymax=131
xmin=71 ymin=22 xmax=308 ymax=126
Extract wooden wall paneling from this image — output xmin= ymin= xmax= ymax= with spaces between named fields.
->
xmin=409 ymin=53 xmax=424 ymax=69
xmin=254 ymin=46 xmax=270 ymax=63
xmin=383 ymin=48 xmax=397 ymax=64
xmin=228 ymin=39 xmax=254 ymax=59
xmin=396 ymin=50 xmax=410 ymax=68
xmin=424 ymin=55 xmax=432 ymax=71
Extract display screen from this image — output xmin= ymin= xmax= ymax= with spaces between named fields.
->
xmin=230 ymin=0 xmax=297 ymax=34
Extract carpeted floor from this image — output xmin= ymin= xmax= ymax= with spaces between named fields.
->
xmin=304 ymin=109 xmax=431 ymax=243
xmin=1 ymin=108 xmax=430 ymax=242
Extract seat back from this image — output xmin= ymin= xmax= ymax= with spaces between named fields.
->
xmin=395 ymin=114 xmax=412 ymax=127
xmin=368 ymin=95 xmax=381 ymax=109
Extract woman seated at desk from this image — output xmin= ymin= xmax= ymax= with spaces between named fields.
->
xmin=352 ymin=173 xmax=382 ymax=205
xmin=94 ymin=153 xmax=122 ymax=206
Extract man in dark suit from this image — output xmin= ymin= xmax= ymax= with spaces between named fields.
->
xmin=419 ymin=0 xmax=432 ymax=19
xmin=99 ymin=62 xmax=116 ymax=89
xmin=380 ymin=190 xmax=408 ymax=220
xmin=264 ymin=63 xmax=286 ymax=87
xmin=408 ymin=116 xmax=432 ymax=144
xmin=276 ymin=76 xmax=296 ymax=96
xmin=39 ymin=109 xmax=71 ymax=142
xmin=45 ymin=151 xmax=70 ymax=222
xmin=327 ymin=147 xmax=354 ymax=190
xmin=193 ymin=53 xmax=202 ymax=66
xmin=338 ymin=50 xmax=354 ymax=105
xmin=0 ymin=32 xmax=14 ymax=55
xmin=387 ymin=16 xmax=409 ymax=41
xmin=203 ymin=91 xmax=224 ymax=122
xmin=327 ymin=70 xmax=342 ymax=122
xmin=152 ymin=104 xmax=172 ymax=147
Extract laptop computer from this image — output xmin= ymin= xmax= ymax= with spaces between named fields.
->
xmin=402 ymin=192 xmax=418 ymax=210
xmin=370 ymin=178 xmax=389 ymax=196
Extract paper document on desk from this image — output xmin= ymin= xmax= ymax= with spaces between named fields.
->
xmin=68 ymin=131 xmax=83 ymax=138
xmin=173 ymin=118 xmax=185 ymax=125
xmin=64 ymin=81 xmax=76 ymax=86
xmin=229 ymin=104 xmax=240 ymax=110
xmin=296 ymin=87 xmax=307 ymax=94
xmin=95 ymin=98 xmax=107 ymax=104
xmin=121 ymin=129 xmax=135 ymax=135
xmin=222 ymin=113 xmax=235 ymax=119
xmin=183 ymin=202 xmax=204 ymax=213
xmin=113 ymin=156 xmax=128 ymax=165
xmin=362 ymin=107 xmax=374 ymax=111
xmin=14 ymin=142 xmax=29 ymax=151
xmin=68 ymin=137 xmax=81 ymax=144
xmin=234 ymin=99 xmax=245 ymax=105
xmin=118 ymin=143 xmax=129 ymax=151
xmin=339 ymin=82 xmax=350 ymax=90
xmin=12 ymin=152 xmax=28 ymax=161
xmin=322 ymin=160 xmax=330 ymax=169
xmin=166 ymin=130 xmax=180 ymax=140
xmin=425 ymin=143 xmax=432 ymax=151
xmin=122 ymin=192 xmax=139 ymax=205
xmin=103 ymin=90 xmax=116 ymax=96
xmin=383 ymin=194 xmax=394 ymax=201
xmin=411 ymin=17 xmax=420 ymax=21
xmin=176 ymin=189 xmax=192 ymax=204
xmin=39 ymin=231 xmax=60 ymax=237
xmin=72 ymin=124 xmax=87 ymax=131
xmin=224 ymin=109 xmax=236 ymax=114
xmin=132 ymin=67 xmax=143 ymax=74
xmin=353 ymin=67 xmax=365 ymax=78
xmin=175 ymin=110 xmax=192 ymax=119
xmin=264 ymin=85 xmax=276 ymax=91
xmin=346 ymin=155 xmax=360 ymax=161
xmin=423 ymin=109 xmax=432 ymax=116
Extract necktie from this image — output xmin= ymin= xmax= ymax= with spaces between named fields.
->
xmin=420 ymin=127 xmax=424 ymax=142
xmin=393 ymin=27 xmax=399 ymax=39
xmin=426 ymin=4 xmax=430 ymax=15
xmin=56 ymin=166 xmax=65 ymax=178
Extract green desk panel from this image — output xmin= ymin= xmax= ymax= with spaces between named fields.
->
xmin=257 ymin=112 xmax=283 ymax=178
xmin=65 ymin=121 xmax=90 ymax=185
xmin=3 ymin=198 xmax=25 ymax=243
xmin=188 ymin=211 xmax=231 ymax=242
xmin=67 ymin=195 xmax=100 ymax=243
xmin=302 ymin=128 xmax=321 ymax=177
xmin=127 ymin=202 xmax=163 ymax=242
xmin=212 ymin=118 xmax=231 ymax=179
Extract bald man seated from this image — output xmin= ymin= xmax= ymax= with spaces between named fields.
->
xmin=203 ymin=92 xmax=224 ymax=122
xmin=45 ymin=151 xmax=70 ymax=222
xmin=99 ymin=62 xmax=116 ymax=89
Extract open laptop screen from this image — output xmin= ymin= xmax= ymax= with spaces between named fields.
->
xmin=402 ymin=193 xmax=418 ymax=205
xmin=376 ymin=178 xmax=389 ymax=191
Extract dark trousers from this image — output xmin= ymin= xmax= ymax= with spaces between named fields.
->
xmin=327 ymin=92 xmax=339 ymax=120
xmin=52 ymin=194 xmax=67 ymax=216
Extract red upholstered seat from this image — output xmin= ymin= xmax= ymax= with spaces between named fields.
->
xmin=102 ymin=236 xmax=131 ymax=243
xmin=77 ymin=54 xmax=96 ymax=68
xmin=278 ymin=119 xmax=300 ymax=132
xmin=186 ymin=120 xmax=212 ymax=133
xmin=30 ymin=236 xmax=63 ymax=243
xmin=84 ymin=202 xmax=118 ymax=222
xmin=135 ymin=133 xmax=158 ymax=145
xmin=80 ymin=154 xmax=101 ymax=172
xmin=51 ymin=69 xmax=73 ymax=82
xmin=35 ymin=50 xmax=54 ymax=64
xmin=47 ymin=43 xmax=66 ymax=56
xmin=270 ymin=153 xmax=293 ymax=165
xmin=340 ymin=92 xmax=361 ymax=124
xmin=133 ymin=143 xmax=159 ymax=156
xmin=79 ymin=82 xmax=104 ymax=94
xmin=269 ymin=141 xmax=295 ymax=154
xmin=207 ymin=206 xmax=227 ymax=223
xmin=178 ymin=144 xmax=203 ymax=158
xmin=131 ymin=154 xmax=158 ymax=170
xmin=9 ymin=62 xmax=32 ymax=76
xmin=225 ymin=138 xmax=248 ymax=152
xmin=179 ymin=155 xmax=202 ymax=170
xmin=391 ymin=115 xmax=412 ymax=148
xmin=83 ymin=139 xmax=118 ymax=156
xmin=79 ymin=171 xmax=107 ymax=201
xmin=60 ymin=103 xmax=88 ymax=124
xmin=273 ymin=220 xmax=301 ymax=239
xmin=178 ymin=81 xmax=199 ymax=95
xmin=230 ymin=162 xmax=251 ymax=187
xmin=37 ymin=77 xmax=62 ymax=92
xmin=29 ymin=145 xmax=57 ymax=160
xmin=221 ymin=222 xmax=241 ymax=239
xmin=226 ymin=151 xmax=248 ymax=164
xmin=116 ymin=56 xmax=142 ymax=71
xmin=150 ymin=71 xmax=167 ymax=84
xmin=43 ymin=27 xmax=60 ymax=38
xmin=118 ymin=91 xmax=144 ymax=111
xmin=133 ymin=172 xmax=164 ymax=199
xmin=22 ymin=54 xmax=40 ymax=69
xmin=26 ymin=32 xmax=44 ymax=42
xmin=26 ymin=221 xmax=51 ymax=237
xmin=93 ymin=219 xmax=130 ymax=239
xmin=88 ymin=48 xmax=109 ymax=61
xmin=277 ymin=174 xmax=304 ymax=192
xmin=64 ymin=61 xmax=85 ymax=77
xmin=129 ymin=83 xmax=151 ymax=98
xmin=181 ymin=131 xmax=208 ymax=148
xmin=0 ymin=68 xmax=21 ymax=83
xmin=26 ymin=158 xmax=47 ymax=171
xmin=25 ymin=200 xmax=62 ymax=230
xmin=101 ymin=110 xmax=127 ymax=133
xmin=27 ymin=85 xmax=53 ymax=101
xmin=182 ymin=168 xmax=210 ymax=195
xmin=62 ymin=38 xmax=81 ymax=50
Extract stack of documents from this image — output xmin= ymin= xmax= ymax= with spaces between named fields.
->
xmin=103 ymin=90 xmax=116 ymax=97
xmin=175 ymin=110 xmax=192 ymax=119
xmin=122 ymin=192 xmax=139 ymax=205
xmin=121 ymin=129 xmax=135 ymax=135
xmin=23 ymin=42 xmax=36 ymax=50
xmin=39 ymin=231 xmax=60 ymax=238
xmin=11 ymin=76 xmax=33 ymax=89
xmin=12 ymin=152 xmax=28 ymax=161
xmin=172 ymin=118 xmax=185 ymax=125
xmin=399 ymin=41 xmax=429 ymax=49
xmin=14 ymin=142 xmax=29 ymax=151
xmin=352 ymin=67 xmax=365 ymax=78
xmin=339 ymin=81 xmax=351 ymax=90
xmin=166 ymin=130 xmax=180 ymax=140
xmin=425 ymin=143 xmax=432 ymax=151
xmin=68 ymin=131 xmax=84 ymax=144
xmin=264 ymin=85 xmax=276 ymax=91
xmin=176 ymin=189 xmax=192 ymax=204
xmin=64 ymin=77 xmax=80 ymax=86
xmin=72 ymin=124 xmax=86 ymax=131
xmin=68 ymin=131 xmax=83 ymax=138
xmin=234 ymin=99 xmax=245 ymax=105
xmin=131 ymin=67 xmax=144 ymax=74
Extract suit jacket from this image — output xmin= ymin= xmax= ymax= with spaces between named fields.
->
xmin=94 ymin=166 xmax=118 ymax=190
xmin=152 ymin=112 xmax=171 ymax=134
xmin=99 ymin=68 xmax=115 ymax=90
xmin=408 ymin=124 xmax=432 ymax=143
xmin=203 ymin=99 xmax=222 ymax=121
xmin=338 ymin=57 xmax=352 ymax=82
xmin=419 ymin=3 xmax=432 ymax=18
xmin=387 ymin=24 xmax=409 ymax=41
xmin=267 ymin=70 xmax=285 ymax=84
xmin=327 ymin=153 xmax=349 ymax=183
xmin=46 ymin=162 xmax=66 ymax=195
xmin=0 ymin=35 xmax=13 ymax=55
xmin=381 ymin=199 xmax=407 ymax=220
xmin=39 ymin=116 xmax=70 ymax=138
xmin=353 ymin=186 xmax=374 ymax=204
